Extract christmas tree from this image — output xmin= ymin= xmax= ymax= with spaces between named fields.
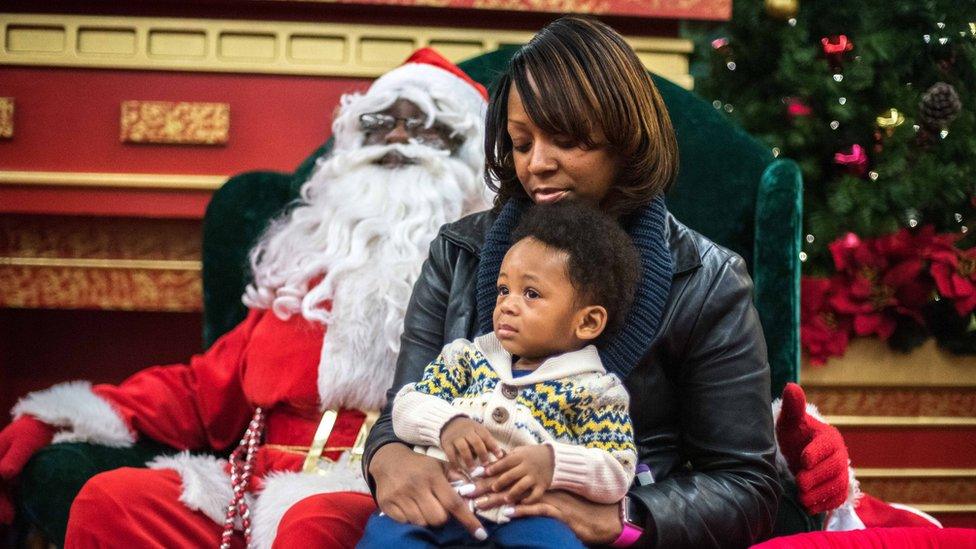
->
xmin=687 ymin=0 xmax=976 ymax=361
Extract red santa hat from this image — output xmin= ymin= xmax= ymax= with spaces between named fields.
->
xmin=367 ymin=47 xmax=488 ymax=117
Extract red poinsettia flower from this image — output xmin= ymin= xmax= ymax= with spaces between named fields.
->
xmin=801 ymin=276 xmax=852 ymax=365
xmin=825 ymin=229 xmax=935 ymax=339
xmin=927 ymin=234 xmax=976 ymax=316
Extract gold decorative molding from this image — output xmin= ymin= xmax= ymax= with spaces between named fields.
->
xmin=802 ymin=338 xmax=976 ymax=387
xmin=0 ymin=97 xmax=13 ymax=138
xmin=854 ymin=470 xmax=976 ymax=508
xmin=0 ymin=257 xmax=201 ymax=271
xmin=914 ymin=504 xmax=976 ymax=513
xmin=856 ymin=469 xmax=976 ymax=478
xmin=0 ymin=266 xmax=202 ymax=311
xmin=120 ymin=100 xmax=230 ymax=145
xmin=805 ymin=387 xmax=976 ymax=418
xmin=0 ymin=215 xmax=202 ymax=311
xmin=0 ymin=14 xmax=695 ymax=89
xmin=857 ymin=475 xmax=976 ymax=505
xmin=825 ymin=416 xmax=976 ymax=427
xmin=0 ymin=170 xmax=227 ymax=190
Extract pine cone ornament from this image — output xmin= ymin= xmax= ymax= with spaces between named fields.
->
xmin=919 ymin=82 xmax=962 ymax=130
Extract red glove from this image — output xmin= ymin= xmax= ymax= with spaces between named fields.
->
xmin=0 ymin=416 xmax=54 ymax=525
xmin=0 ymin=416 xmax=54 ymax=480
xmin=775 ymin=383 xmax=850 ymax=514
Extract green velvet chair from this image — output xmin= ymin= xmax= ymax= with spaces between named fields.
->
xmin=16 ymin=47 xmax=803 ymax=546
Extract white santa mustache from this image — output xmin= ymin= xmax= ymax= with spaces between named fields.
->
xmin=327 ymin=141 xmax=454 ymax=173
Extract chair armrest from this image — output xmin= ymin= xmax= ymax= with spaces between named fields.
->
xmin=202 ymin=171 xmax=296 ymax=347
xmin=753 ymin=159 xmax=803 ymax=396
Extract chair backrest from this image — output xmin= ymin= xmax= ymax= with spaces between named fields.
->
xmin=202 ymin=48 xmax=801 ymax=395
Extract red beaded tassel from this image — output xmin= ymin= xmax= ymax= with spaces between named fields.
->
xmin=220 ymin=407 xmax=266 ymax=549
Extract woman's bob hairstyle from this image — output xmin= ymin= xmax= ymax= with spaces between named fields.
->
xmin=485 ymin=16 xmax=679 ymax=218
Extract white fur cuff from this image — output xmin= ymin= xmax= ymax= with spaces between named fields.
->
xmin=12 ymin=381 xmax=135 ymax=447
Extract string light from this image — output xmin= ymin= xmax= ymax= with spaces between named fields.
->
xmin=727 ymin=61 xmax=737 ymax=70
xmin=829 ymin=120 xmax=840 ymax=129
xmin=940 ymin=129 xmax=949 ymax=139
xmin=805 ymin=234 xmax=815 ymax=243
xmin=832 ymin=74 xmax=844 ymax=82
xmin=772 ymin=147 xmax=781 ymax=157
xmin=799 ymin=252 xmax=808 ymax=262
xmin=955 ymin=213 xmax=964 ymax=223
xmin=869 ymin=171 xmax=879 ymax=181
xmin=713 ymin=100 xmax=723 ymax=109
xmin=838 ymin=97 xmax=847 ymax=105
xmin=788 ymin=18 xmax=797 ymax=26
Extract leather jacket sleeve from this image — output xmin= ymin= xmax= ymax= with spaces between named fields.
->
xmin=630 ymin=255 xmax=780 ymax=548
xmin=362 ymin=229 xmax=459 ymax=491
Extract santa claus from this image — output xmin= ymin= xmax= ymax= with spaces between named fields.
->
xmin=0 ymin=48 xmax=491 ymax=548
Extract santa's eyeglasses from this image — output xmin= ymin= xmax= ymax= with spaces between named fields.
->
xmin=359 ymin=113 xmax=457 ymax=150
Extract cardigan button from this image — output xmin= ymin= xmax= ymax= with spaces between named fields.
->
xmin=491 ymin=407 xmax=509 ymax=423
xmin=501 ymin=385 xmax=519 ymax=399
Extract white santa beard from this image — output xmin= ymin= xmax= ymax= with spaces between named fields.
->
xmin=245 ymin=142 xmax=483 ymax=410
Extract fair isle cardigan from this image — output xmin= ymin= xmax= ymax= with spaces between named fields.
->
xmin=392 ymin=332 xmax=638 ymax=517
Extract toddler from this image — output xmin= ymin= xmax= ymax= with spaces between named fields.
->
xmin=358 ymin=201 xmax=642 ymax=548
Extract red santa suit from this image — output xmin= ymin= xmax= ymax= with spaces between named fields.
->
xmin=16 ymin=310 xmax=381 ymax=548
xmin=11 ymin=47 xmax=491 ymax=549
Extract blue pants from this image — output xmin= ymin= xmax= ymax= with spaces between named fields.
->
xmin=356 ymin=511 xmax=586 ymax=549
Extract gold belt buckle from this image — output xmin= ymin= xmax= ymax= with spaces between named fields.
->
xmin=302 ymin=409 xmax=379 ymax=475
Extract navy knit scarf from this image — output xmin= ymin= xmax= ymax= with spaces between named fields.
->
xmin=475 ymin=195 xmax=674 ymax=380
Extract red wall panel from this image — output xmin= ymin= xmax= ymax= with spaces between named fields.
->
xmin=0 ymin=67 xmax=371 ymax=175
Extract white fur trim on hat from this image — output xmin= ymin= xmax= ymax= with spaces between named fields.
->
xmin=369 ymin=63 xmax=486 ymax=121
xmin=13 ymin=381 xmax=135 ymax=447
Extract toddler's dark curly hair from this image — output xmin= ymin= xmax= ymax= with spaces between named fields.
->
xmin=511 ymin=201 xmax=641 ymax=337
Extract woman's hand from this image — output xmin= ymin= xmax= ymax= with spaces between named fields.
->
xmin=509 ymin=490 xmax=622 ymax=545
xmin=439 ymin=416 xmax=503 ymax=472
xmin=484 ymin=444 xmax=554 ymax=504
xmin=369 ymin=442 xmax=487 ymax=539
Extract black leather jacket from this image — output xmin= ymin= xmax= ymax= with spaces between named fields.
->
xmin=364 ymin=210 xmax=781 ymax=548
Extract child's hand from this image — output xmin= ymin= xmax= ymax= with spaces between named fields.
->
xmin=440 ymin=416 xmax=504 ymax=473
xmin=485 ymin=445 xmax=554 ymax=504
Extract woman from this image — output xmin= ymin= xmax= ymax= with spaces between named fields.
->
xmin=364 ymin=16 xmax=781 ymax=548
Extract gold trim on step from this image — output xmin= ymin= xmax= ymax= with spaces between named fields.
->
xmin=825 ymin=415 xmax=976 ymax=427
xmin=913 ymin=504 xmax=976 ymax=513
xmin=802 ymin=339 xmax=976 ymax=387
xmin=855 ymin=469 xmax=976 ymax=478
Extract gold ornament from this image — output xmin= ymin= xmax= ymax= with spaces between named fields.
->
xmin=765 ymin=0 xmax=799 ymax=20
xmin=876 ymin=108 xmax=905 ymax=136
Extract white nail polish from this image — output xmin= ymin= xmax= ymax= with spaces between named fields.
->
xmin=470 ymin=466 xmax=485 ymax=478
xmin=501 ymin=506 xmax=515 ymax=516
xmin=474 ymin=528 xmax=488 ymax=541
xmin=457 ymin=483 xmax=476 ymax=496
